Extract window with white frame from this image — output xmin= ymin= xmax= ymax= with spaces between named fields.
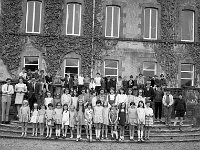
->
xmin=66 ymin=3 xmax=81 ymax=36
xmin=181 ymin=10 xmax=194 ymax=41
xmin=65 ymin=58 xmax=79 ymax=77
xmin=144 ymin=8 xmax=158 ymax=39
xmin=181 ymin=64 xmax=194 ymax=87
xmin=143 ymin=62 xmax=156 ymax=77
xmin=24 ymin=56 xmax=39 ymax=71
xmin=105 ymin=6 xmax=120 ymax=38
xmin=26 ymin=1 xmax=42 ymax=33
xmin=104 ymin=60 xmax=118 ymax=79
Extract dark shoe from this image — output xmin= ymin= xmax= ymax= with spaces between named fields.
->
xmin=1 ymin=121 xmax=5 ymax=124
xmin=5 ymin=121 xmax=10 ymax=124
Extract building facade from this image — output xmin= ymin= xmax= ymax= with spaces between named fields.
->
xmin=0 ymin=0 xmax=200 ymax=88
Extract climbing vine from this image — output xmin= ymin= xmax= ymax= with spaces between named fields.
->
xmin=0 ymin=0 xmax=24 ymax=77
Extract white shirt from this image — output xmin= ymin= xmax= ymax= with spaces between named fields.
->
xmin=89 ymin=82 xmax=96 ymax=89
xmin=2 ymin=84 xmax=14 ymax=95
xmin=94 ymin=77 xmax=101 ymax=86
xmin=115 ymin=94 xmax=127 ymax=106
xmin=78 ymin=76 xmax=84 ymax=85
xmin=145 ymin=107 xmax=154 ymax=116
xmin=61 ymin=94 xmax=72 ymax=106
xmin=162 ymin=94 xmax=174 ymax=106
xmin=45 ymin=97 xmax=53 ymax=107
xmin=135 ymin=96 xmax=145 ymax=107
xmin=19 ymin=72 xmax=27 ymax=79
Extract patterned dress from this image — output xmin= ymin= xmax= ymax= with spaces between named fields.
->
xmin=94 ymin=106 xmax=103 ymax=124
xmin=19 ymin=106 xmax=30 ymax=123
xmin=54 ymin=108 xmax=63 ymax=125
xmin=38 ymin=109 xmax=46 ymax=123
xmin=145 ymin=107 xmax=154 ymax=127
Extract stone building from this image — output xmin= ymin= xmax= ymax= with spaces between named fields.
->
xmin=0 ymin=0 xmax=200 ymax=88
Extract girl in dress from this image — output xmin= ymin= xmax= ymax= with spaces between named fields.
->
xmin=135 ymin=89 xmax=145 ymax=107
xmin=69 ymin=105 xmax=76 ymax=138
xmin=126 ymin=88 xmax=135 ymax=110
xmin=91 ymin=90 xmax=97 ymax=108
xmin=15 ymin=78 xmax=27 ymax=118
xmin=19 ymin=100 xmax=30 ymax=137
xmin=144 ymin=101 xmax=154 ymax=140
xmin=93 ymin=100 xmax=103 ymax=141
xmin=85 ymin=103 xmax=93 ymax=141
xmin=137 ymin=101 xmax=146 ymax=142
xmin=71 ymin=90 xmax=78 ymax=109
xmin=76 ymin=100 xmax=85 ymax=141
xmin=30 ymin=103 xmax=39 ymax=136
xmin=109 ymin=105 xmax=118 ymax=140
xmin=44 ymin=91 xmax=53 ymax=109
xmin=107 ymin=87 xmax=117 ymax=107
xmin=38 ymin=104 xmax=46 ymax=136
xmin=61 ymin=88 xmax=72 ymax=107
xmin=62 ymin=104 xmax=70 ymax=138
xmin=54 ymin=102 xmax=63 ymax=139
xmin=102 ymin=101 xmax=110 ymax=139
xmin=45 ymin=103 xmax=54 ymax=138
xmin=118 ymin=102 xmax=126 ymax=141
xmin=128 ymin=102 xmax=137 ymax=140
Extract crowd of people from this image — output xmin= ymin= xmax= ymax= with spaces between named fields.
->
xmin=1 ymin=67 xmax=187 ymax=142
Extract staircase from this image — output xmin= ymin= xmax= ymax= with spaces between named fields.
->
xmin=0 ymin=119 xmax=200 ymax=143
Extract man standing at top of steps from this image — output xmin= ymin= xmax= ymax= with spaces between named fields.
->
xmin=162 ymin=89 xmax=174 ymax=126
xmin=1 ymin=78 xmax=14 ymax=124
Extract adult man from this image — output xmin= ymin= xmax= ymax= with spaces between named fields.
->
xmin=1 ymin=78 xmax=14 ymax=124
xmin=162 ymin=89 xmax=174 ymax=126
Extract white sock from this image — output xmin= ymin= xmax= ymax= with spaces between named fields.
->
xmin=58 ymin=129 xmax=60 ymax=136
xmin=141 ymin=131 xmax=143 ymax=139
xmin=138 ymin=130 xmax=140 ymax=139
xmin=56 ymin=129 xmax=58 ymax=136
xmin=95 ymin=129 xmax=97 ymax=138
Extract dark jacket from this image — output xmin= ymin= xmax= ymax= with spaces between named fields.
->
xmin=154 ymin=90 xmax=164 ymax=103
xmin=174 ymin=98 xmax=186 ymax=112
xmin=144 ymin=87 xmax=154 ymax=101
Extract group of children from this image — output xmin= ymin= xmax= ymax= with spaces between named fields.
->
xmin=18 ymin=87 xmax=154 ymax=142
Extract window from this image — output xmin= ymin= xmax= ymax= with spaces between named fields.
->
xmin=104 ymin=60 xmax=118 ymax=79
xmin=26 ymin=1 xmax=42 ymax=33
xmin=144 ymin=8 xmax=158 ymax=39
xmin=181 ymin=64 xmax=194 ymax=87
xmin=24 ymin=56 xmax=39 ymax=71
xmin=181 ymin=10 xmax=194 ymax=41
xmin=66 ymin=3 xmax=81 ymax=36
xmin=65 ymin=58 xmax=79 ymax=77
xmin=143 ymin=62 xmax=156 ymax=77
xmin=105 ymin=6 xmax=120 ymax=38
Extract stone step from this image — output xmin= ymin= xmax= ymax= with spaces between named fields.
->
xmin=0 ymin=131 xmax=200 ymax=143
xmin=0 ymin=122 xmax=196 ymax=134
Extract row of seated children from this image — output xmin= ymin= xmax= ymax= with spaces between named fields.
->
xmin=19 ymin=97 xmax=154 ymax=142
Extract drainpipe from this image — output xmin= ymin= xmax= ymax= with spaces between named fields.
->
xmin=91 ymin=0 xmax=95 ymax=78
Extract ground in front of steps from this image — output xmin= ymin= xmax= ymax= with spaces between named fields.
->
xmin=0 ymin=137 xmax=200 ymax=150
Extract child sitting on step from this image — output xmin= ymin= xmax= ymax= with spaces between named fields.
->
xmin=19 ymin=100 xmax=30 ymax=137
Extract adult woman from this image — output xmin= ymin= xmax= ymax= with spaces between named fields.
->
xmin=15 ymin=77 xmax=27 ymax=117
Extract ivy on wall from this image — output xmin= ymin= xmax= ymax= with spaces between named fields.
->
xmin=0 ymin=0 xmax=24 ymax=77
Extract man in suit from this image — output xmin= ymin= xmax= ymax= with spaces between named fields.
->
xmin=1 ymin=78 xmax=14 ymax=124
xmin=27 ymin=77 xmax=42 ymax=109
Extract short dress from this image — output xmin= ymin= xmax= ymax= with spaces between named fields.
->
xmin=45 ymin=109 xmax=55 ymax=126
xmin=118 ymin=108 xmax=126 ymax=126
xmin=69 ymin=111 xmax=76 ymax=128
xmin=54 ymin=108 xmax=63 ymax=125
xmin=76 ymin=106 xmax=85 ymax=126
xmin=85 ymin=109 xmax=93 ymax=125
xmin=145 ymin=107 xmax=154 ymax=127
xmin=30 ymin=110 xmax=39 ymax=123
xmin=38 ymin=109 xmax=46 ymax=123
xmin=137 ymin=108 xmax=146 ymax=125
xmin=62 ymin=110 xmax=70 ymax=127
xmin=128 ymin=107 xmax=137 ymax=125
xmin=94 ymin=106 xmax=103 ymax=124
xmin=71 ymin=97 xmax=78 ymax=109
xmin=19 ymin=106 xmax=30 ymax=123
xmin=109 ymin=109 xmax=118 ymax=125
xmin=102 ymin=107 xmax=110 ymax=125
xmin=15 ymin=83 xmax=27 ymax=105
